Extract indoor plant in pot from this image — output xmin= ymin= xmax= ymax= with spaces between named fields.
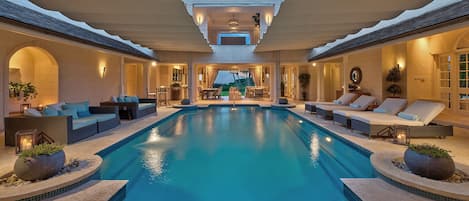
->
xmin=298 ymin=73 xmax=311 ymax=101
xmin=404 ymin=144 xmax=455 ymax=180
xmin=14 ymin=143 xmax=65 ymax=181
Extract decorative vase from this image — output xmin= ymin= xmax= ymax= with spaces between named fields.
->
xmin=404 ymin=149 xmax=455 ymax=180
xmin=14 ymin=151 xmax=65 ymax=181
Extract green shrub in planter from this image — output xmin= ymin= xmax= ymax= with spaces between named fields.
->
xmin=14 ymin=144 xmax=65 ymax=181
xmin=404 ymin=144 xmax=454 ymax=180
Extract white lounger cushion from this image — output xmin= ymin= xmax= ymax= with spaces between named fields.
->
xmin=400 ymin=100 xmax=445 ymax=125
xmin=351 ymin=112 xmax=424 ymax=126
xmin=336 ymin=93 xmax=357 ymax=105
xmin=317 ymin=105 xmax=356 ymax=112
xmin=319 ymin=95 xmax=376 ymax=112
xmin=350 ymin=100 xmax=445 ymax=126
xmin=374 ymin=98 xmax=407 ymax=115
xmin=305 ymin=93 xmax=357 ymax=106
xmin=304 ymin=101 xmax=340 ymax=106
xmin=333 ymin=98 xmax=407 ymax=117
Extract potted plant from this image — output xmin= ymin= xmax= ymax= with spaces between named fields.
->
xmin=385 ymin=65 xmax=402 ymax=98
xmin=386 ymin=84 xmax=402 ymax=97
xmin=280 ymin=81 xmax=285 ymax=97
xmin=298 ymin=73 xmax=311 ymax=101
xmin=8 ymin=82 xmax=38 ymax=102
xmin=14 ymin=143 xmax=65 ymax=181
xmin=404 ymin=144 xmax=455 ymax=180
xmin=170 ymin=82 xmax=181 ymax=100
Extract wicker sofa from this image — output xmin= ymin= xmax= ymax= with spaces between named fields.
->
xmin=100 ymin=98 xmax=157 ymax=120
xmin=4 ymin=106 xmax=120 ymax=145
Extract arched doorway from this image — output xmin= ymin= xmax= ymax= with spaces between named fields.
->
xmin=8 ymin=46 xmax=59 ymax=113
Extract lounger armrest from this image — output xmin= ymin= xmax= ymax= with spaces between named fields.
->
xmin=89 ymin=106 xmax=118 ymax=114
xmin=139 ymin=98 xmax=156 ymax=103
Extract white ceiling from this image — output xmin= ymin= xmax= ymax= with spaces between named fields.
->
xmin=31 ymin=0 xmax=430 ymax=53
xmin=195 ymin=6 xmax=272 ymax=32
xmin=31 ymin=0 xmax=212 ymax=52
xmin=255 ymin=0 xmax=431 ymax=51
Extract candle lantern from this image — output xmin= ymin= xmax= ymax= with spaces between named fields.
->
xmin=393 ymin=126 xmax=410 ymax=145
xmin=19 ymin=103 xmax=31 ymax=113
xmin=15 ymin=129 xmax=39 ymax=153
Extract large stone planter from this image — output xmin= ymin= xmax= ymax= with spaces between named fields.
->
xmin=14 ymin=151 xmax=65 ymax=181
xmin=404 ymin=149 xmax=455 ymax=180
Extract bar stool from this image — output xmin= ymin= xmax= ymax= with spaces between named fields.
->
xmin=157 ymin=86 xmax=169 ymax=106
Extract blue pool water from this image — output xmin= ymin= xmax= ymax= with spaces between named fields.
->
xmin=99 ymin=107 xmax=374 ymax=201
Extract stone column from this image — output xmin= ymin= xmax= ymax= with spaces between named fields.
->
xmin=142 ymin=62 xmax=150 ymax=97
xmin=272 ymin=51 xmax=281 ymax=102
xmin=119 ymin=56 xmax=125 ymax=96
xmin=316 ymin=63 xmax=326 ymax=102
xmin=188 ymin=60 xmax=196 ymax=103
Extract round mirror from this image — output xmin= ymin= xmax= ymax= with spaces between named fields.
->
xmin=350 ymin=67 xmax=362 ymax=84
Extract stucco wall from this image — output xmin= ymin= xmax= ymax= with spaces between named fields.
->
xmin=0 ymin=29 xmax=124 ymax=130
xmin=345 ymin=48 xmax=383 ymax=102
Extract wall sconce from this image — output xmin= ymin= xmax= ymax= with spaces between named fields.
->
xmin=198 ymin=73 xmax=203 ymax=81
xmin=265 ymin=14 xmax=272 ymax=26
xmin=101 ymin=66 xmax=107 ymax=78
xmin=312 ymin=62 xmax=317 ymax=67
xmin=15 ymin=129 xmax=38 ymax=153
xmin=151 ymin=61 xmax=157 ymax=67
xmin=414 ymin=76 xmax=425 ymax=82
xmin=196 ymin=15 xmax=204 ymax=26
xmin=20 ymin=103 xmax=31 ymax=113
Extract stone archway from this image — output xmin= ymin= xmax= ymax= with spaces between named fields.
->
xmin=7 ymin=46 xmax=59 ymax=113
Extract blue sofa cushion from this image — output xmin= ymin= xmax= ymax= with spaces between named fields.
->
xmin=42 ymin=107 xmax=59 ymax=116
xmin=80 ymin=114 xmax=116 ymax=123
xmin=59 ymin=108 xmax=79 ymax=119
xmin=138 ymin=103 xmax=155 ymax=111
xmin=63 ymin=101 xmax=91 ymax=117
xmin=72 ymin=118 xmax=97 ymax=130
xmin=124 ymin=96 xmax=139 ymax=103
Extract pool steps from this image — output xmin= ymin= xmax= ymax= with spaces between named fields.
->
xmin=342 ymin=178 xmax=431 ymax=201
xmin=47 ymin=180 xmax=127 ymax=201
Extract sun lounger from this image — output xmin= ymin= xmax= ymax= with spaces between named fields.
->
xmin=304 ymin=93 xmax=358 ymax=113
xmin=316 ymin=95 xmax=377 ymax=120
xmin=349 ymin=100 xmax=452 ymax=138
xmin=333 ymin=98 xmax=407 ymax=128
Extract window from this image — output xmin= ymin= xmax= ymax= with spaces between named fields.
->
xmin=459 ymin=53 xmax=469 ymax=111
xmin=439 ymin=55 xmax=451 ymax=108
xmin=217 ymin=33 xmax=251 ymax=45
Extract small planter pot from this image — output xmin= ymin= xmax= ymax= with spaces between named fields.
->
xmin=404 ymin=148 xmax=455 ymax=180
xmin=14 ymin=151 xmax=65 ymax=181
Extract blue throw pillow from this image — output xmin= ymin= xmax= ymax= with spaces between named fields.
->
xmin=59 ymin=108 xmax=78 ymax=119
xmin=333 ymin=100 xmax=342 ymax=104
xmin=373 ymin=108 xmax=387 ymax=113
xmin=398 ymin=112 xmax=419 ymax=121
xmin=349 ymin=103 xmax=361 ymax=109
xmin=77 ymin=110 xmax=91 ymax=117
xmin=63 ymin=101 xmax=88 ymax=112
xmin=117 ymin=96 xmax=125 ymax=102
xmin=130 ymin=96 xmax=139 ymax=103
xmin=63 ymin=101 xmax=90 ymax=118
xmin=42 ymin=107 xmax=59 ymax=116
